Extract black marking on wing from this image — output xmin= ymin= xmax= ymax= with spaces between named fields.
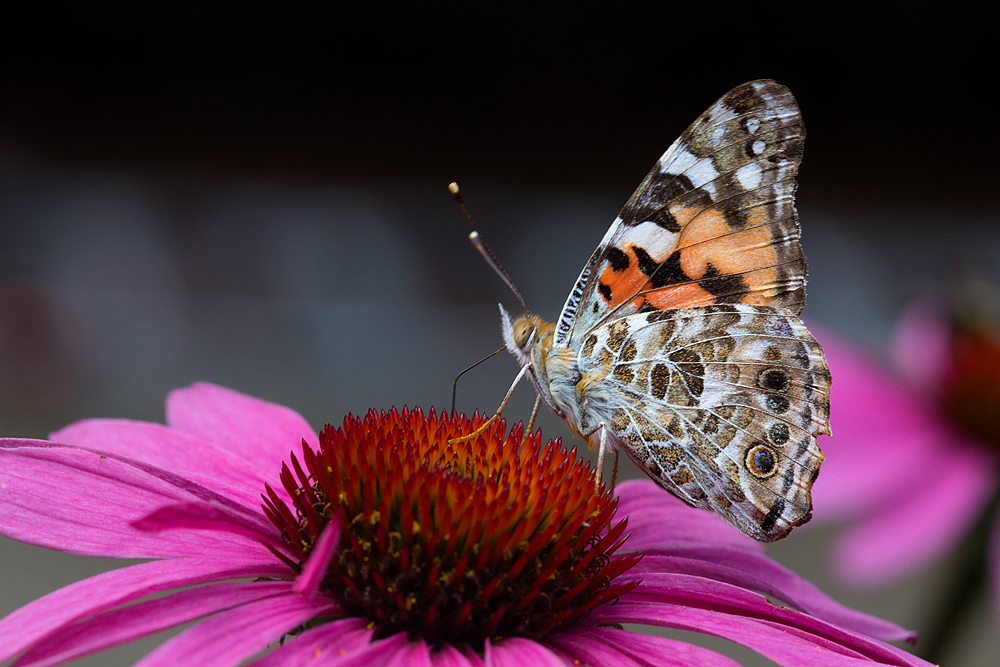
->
xmin=606 ymin=246 xmax=631 ymax=271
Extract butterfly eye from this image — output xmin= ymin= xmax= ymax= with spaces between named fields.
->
xmin=512 ymin=321 xmax=535 ymax=349
xmin=745 ymin=444 xmax=777 ymax=478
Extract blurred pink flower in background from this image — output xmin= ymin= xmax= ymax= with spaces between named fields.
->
xmin=0 ymin=383 xmax=930 ymax=667
xmin=812 ymin=306 xmax=1000 ymax=587
xmin=810 ymin=300 xmax=1000 ymax=662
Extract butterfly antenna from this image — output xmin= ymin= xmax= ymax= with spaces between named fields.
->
xmin=452 ymin=346 xmax=506 ymax=413
xmin=449 ymin=182 xmax=530 ymax=312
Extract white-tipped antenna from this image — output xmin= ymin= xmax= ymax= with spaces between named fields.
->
xmin=449 ymin=182 xmax=529 ymax=312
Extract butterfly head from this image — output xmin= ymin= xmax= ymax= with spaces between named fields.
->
xmin=499 ymin=304 xmax=539 ymax=365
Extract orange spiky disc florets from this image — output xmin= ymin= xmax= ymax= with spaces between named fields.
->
xmin=262 ymin=407 xmax=640 ymax=648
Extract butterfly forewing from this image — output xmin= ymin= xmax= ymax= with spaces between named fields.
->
xmin=554 ymin=80 xmax=806 ymax=349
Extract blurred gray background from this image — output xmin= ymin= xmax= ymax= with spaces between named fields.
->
xmin=1 ymin=4 xmax=998 ymax=666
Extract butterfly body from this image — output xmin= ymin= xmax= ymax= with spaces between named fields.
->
xmin=499 ymin=81 xmax=831 ymax=542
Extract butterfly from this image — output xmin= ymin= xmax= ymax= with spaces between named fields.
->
xmin=497 ymin=80 xmax=831 ymax=542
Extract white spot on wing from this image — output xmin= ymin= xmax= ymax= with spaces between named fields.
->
xmin=735 ymin=162 xmax=763 ymax=190
xmin=686 ymin=160 xmax=719 ymax=192
xmin=751 ymin=140 xmax=766 ymax=155
xmin=661 ymin=149 xmax=698 ymax=174
xmin=661 ymin=149 xmax=718 ymax=197
xmin=746 ymin=118 xmax=761 ymax=134
xmin=617 ymin=221 xmax=679 ymax=262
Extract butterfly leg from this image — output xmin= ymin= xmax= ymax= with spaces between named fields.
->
xmin=450 ymin=362 xmax=531 ymax=444
xmin=526 ymin=394 xmax=541 ymax=433
xmin=611 ymin=448 xmax=620 ymax=491
xmin=588 ymin=421 xmax=610 ymax=494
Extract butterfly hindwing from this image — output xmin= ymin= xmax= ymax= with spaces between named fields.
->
xmin=575 ymin=304 xmax=830 ymax=542
xmin=554 ymin=80 xmax=806 ymax=349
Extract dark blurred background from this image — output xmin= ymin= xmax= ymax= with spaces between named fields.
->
xmin=1 ymin=3 xmax=997 ymax=665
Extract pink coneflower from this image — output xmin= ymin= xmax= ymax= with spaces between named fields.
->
xmin=1 ymin=383 xmax=929 ymax=666
xmin=812 ymin=308 xmax=1000 ymax=585
xmin=810 ymin=304 xmax=1000 ymax=661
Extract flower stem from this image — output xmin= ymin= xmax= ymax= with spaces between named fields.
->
xmin=919 ymin=482 xmax=1000 ymax=663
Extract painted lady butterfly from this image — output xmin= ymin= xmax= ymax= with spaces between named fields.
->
xmin=499 ymin=80 xmax=831 ymax=542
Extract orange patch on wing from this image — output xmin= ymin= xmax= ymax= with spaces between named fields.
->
xmin=598 ymin=253 xmax=653 ymax=308
xmin=738 ymin=266 xmax=788 ymax=301
xmin=677 ymin=206 xmax=778 ymax=286
xmin=670 ymin=205 xmax=700 ymax=228
xmin=644 ymin=283 xmax=716 ymax=310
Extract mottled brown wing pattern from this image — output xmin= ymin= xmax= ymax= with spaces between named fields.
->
xmin=575 ymin=304 xmax=830 ymax=542
xmin=555 ymin=80 xmax=806 ymax=349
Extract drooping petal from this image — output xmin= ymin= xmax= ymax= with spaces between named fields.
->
xmin=0 ymin=439 xmax=273 ymax=559
xmin=634 ymin=552 xmax=914 ymax=642
xmin=246 ymin=621 xmax=372 ymax=667
xmin=615 ymin=480 xmax=762 ymax=553
xmin=484 ymin=637 xmax=569 ymax=667
xmin=602 ymin=575 xmax=931 ymax=667
xmin=166 ymin=383 xmax=319 ymax=477
xmin=132 ymin=593 xmax=337 ymax=667
xmin=12 ymin=581 xmax=296 ymax=667
xmin=550 ymin=625 xmax=744 ymax=667
xmin=830 ymin=439 xmax=997 ymax=585
xmin=51 ymin=419 xmax=273 ymax=508
xmin=293 ymin=522 xmax=341 ymax=598
xmin=0 ymin=558 xmax=288 ymax=663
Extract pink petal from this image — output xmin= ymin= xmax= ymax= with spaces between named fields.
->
xmin=598 ymin=601 xmax=922 ymax=667
xmin=51 ymin=419 xmax=273 ymax=509
xmin=603 ymin=575 xmax=931 ymax=666
xmin=460 ymin=646 xmax=486 ymax=667
xmin=294 ymin=522 xmax=341 ymax=598
xmin=545 ymin=632 xmax=643 ymax=667
xmin=293 ymin=633 xmax=411 ymax=667
xmin=0 ymin=558 xmax=288 ymax=663
xmin=0 ymin=439 xmax=274 ymax=559
xmin=166 ymin=383 xmax=319 ymax=480
xmin=246 ymin=621 xmax=372 ymax=667
xmin=133 ymin=502 xmax=286 ymax=554
xmin=831 ymin=440 xmax=997 ymax=585
xmin=132 ymin=593 xmax=337 ymax=667
xmin=12 ymin=581 xmax=296 ymax=667
xmin=383 ymin=638 xmax=432 ymax=667
xmin=615 ymin=479 xmax=761 ymax=553
xmin=484 ymin=637 xmax=568 ymax=667
xmin=550 ymin=626 xmax=743 ymax=667
xmin=634 ymin=552 xmax=914 ymax=642
xmin=427 ymin=644 xmax=476 ymax=667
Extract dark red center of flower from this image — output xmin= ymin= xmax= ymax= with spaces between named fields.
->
xmin=262 ymin=407 xmax=640 ymax=649
xmin=942 ymin=331 xmax=1000 ymax=452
